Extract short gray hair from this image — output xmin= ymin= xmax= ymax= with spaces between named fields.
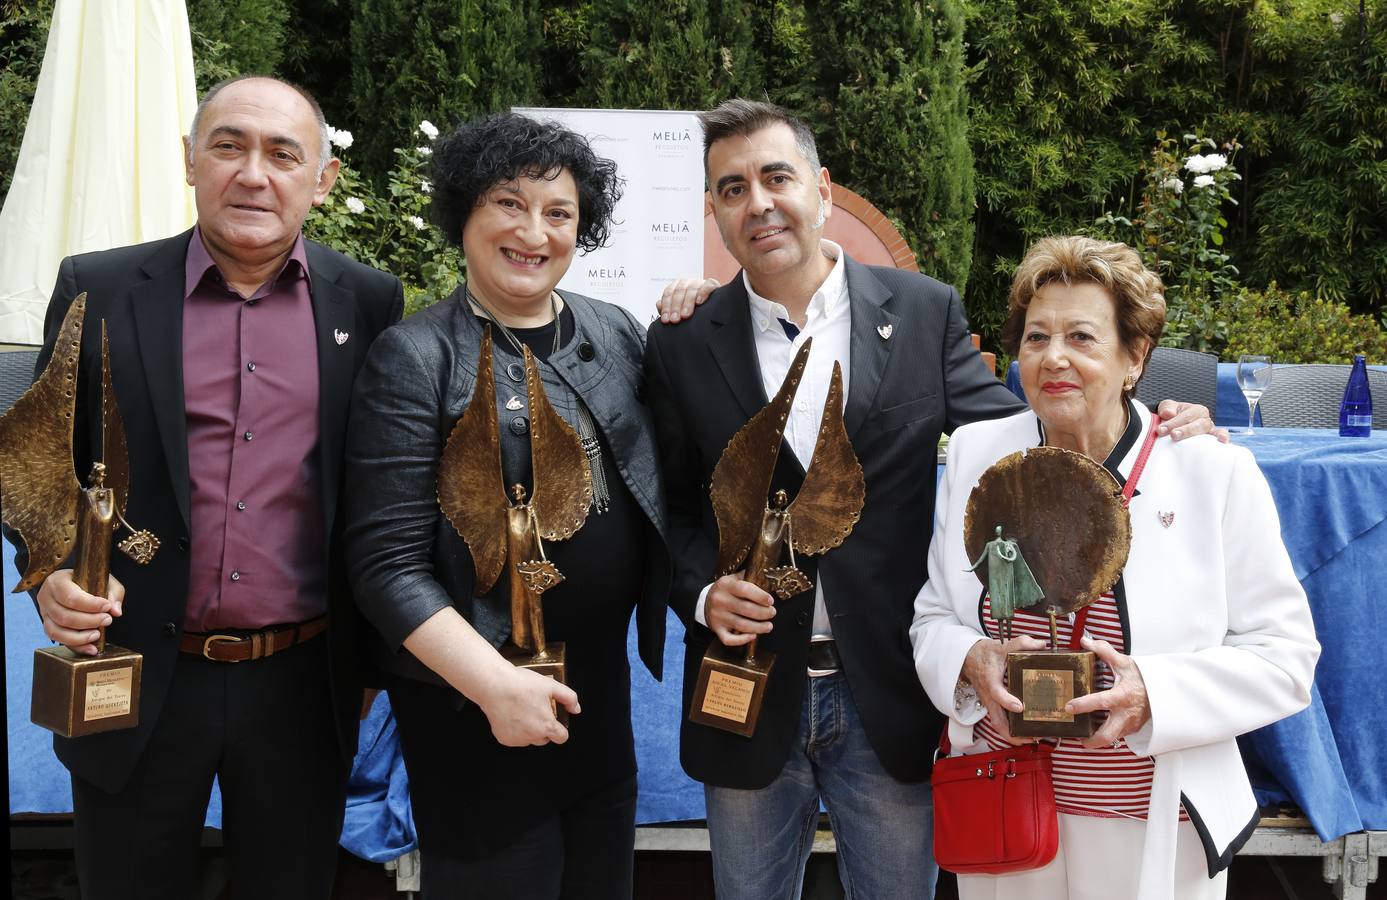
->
xmin=697 ymin=99 xmax=821 ymax=175
xmin=188 ymin=75 xmax=331 ymax=176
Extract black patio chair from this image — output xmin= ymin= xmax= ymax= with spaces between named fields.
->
xmin=0 ymin=348 xmax=38 ymax=414
xmin=1258 ymin=364 xmax=1387 ymax=429
xmin=1136 ymin=347 xmax=1218 ymax=419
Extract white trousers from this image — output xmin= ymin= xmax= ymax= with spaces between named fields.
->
xmin=956 ymin=813 xmax=1228 ymax=900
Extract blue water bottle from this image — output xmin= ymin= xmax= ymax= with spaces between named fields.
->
xmin=1339 ymin=354 xmax=1373 ymax=437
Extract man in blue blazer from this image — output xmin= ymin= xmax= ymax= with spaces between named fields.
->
xmin=645 ymin=99 xmax=1212 ymax=898
xmin=17 ymin=76 xmax=402 ymax=899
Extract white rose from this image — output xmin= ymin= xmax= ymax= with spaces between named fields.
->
xmin=1184 ymin=154 xmax=1210 ymax=174
xmin=1202 ymin=154 xmax=1228 ymax=172
xmin=327 ymin=126 xmax=354 ymax=150
xmin=408 ymin=215 xmax=426 ymax=230
xmin=1193 ymin=174 xmax=1215 ymax=188
xmin=418 ymin=120 xmax=439 ymax=140
xmin=417 ymin=146 xmax=433 ymax=156
xmin=1161 ymin=176 xmax=1184 ymax=194
xmin=346 ymin=197 xmax=366 ymax=214
xmin=420 ymin=180 xmax=432 ymax=194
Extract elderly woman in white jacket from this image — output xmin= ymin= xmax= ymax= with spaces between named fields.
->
xmin=910 ymin=236 xmax=1319 ymax=900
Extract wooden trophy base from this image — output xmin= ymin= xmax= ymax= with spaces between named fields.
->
xmin=1007 ymin=649 xmax=1096 ymax=738
xmin=501 ymin=641 xmax=568 ymax=728
xmin=688 ymin=641 xmax=774 ymax=738
xmin=31 ymin=644 xmax=142 ymax=737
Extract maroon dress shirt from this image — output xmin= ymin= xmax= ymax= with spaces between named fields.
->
xmin=181 ymin=228 xmax=326 ymax=631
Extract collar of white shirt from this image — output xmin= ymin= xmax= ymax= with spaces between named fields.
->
xmin=742 ymin=240 xmax=848 ymax=333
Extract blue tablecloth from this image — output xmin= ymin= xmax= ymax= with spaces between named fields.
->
xmin=9 ymin=428 xmax=1386 ymax=850
xmin=1231 ymin=428 xmax=1387 ymax=840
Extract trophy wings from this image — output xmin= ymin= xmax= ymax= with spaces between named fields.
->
xmin=523 ymin=346 xmax=591 ymax=542
xmin=710 ymin=339 xmax=813 ymax=577
xmin=437 ymin=329 xmax=509 ymax=595
xmin=963 ymin=446 xmax=1131 ymax=616
xmin=0 ymin=295 xmax=86 ymax=592
xmin=786 ymin=362 xmax=864 ymax=556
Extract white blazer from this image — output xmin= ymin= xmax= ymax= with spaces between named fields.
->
xmin=910 ymin=402 xmax=1319 ymax=900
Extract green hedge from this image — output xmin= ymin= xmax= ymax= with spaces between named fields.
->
xmin=2 ymin=0 xmax=1382 ymax=360
xmin=1223 ymin=285 xmax=1387 ymax=364
xmin=349 ymin=0 xmax=543 ymax=175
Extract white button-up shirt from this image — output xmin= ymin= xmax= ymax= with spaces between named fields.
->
xmin=696 ymin=240 xmax=851 ymax=644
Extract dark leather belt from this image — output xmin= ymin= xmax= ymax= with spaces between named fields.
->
xmin=806 ymin=639 xmax=841 ymax=672
xmin=180 ymin=615 xmax=328 ymax=663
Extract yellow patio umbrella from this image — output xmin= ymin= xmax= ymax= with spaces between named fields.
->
xmin=0 ymin=0 xmax=198 ymax=346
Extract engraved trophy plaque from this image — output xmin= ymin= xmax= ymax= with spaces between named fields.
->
xmin=689 ymin=339 xmax=865 ymax=737
xmin=0 ymin=296 xmax=159 ymax=737
xmin=964 ymin=447 xmax=1130 ymax=739
xmin=437 ymin=329 xmax=591 ymax=725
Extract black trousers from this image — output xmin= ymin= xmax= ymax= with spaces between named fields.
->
xmin=70 ymin=635 xmax=347 ymax=900
xmin=390 ymin=678 xmax=638 ymax=900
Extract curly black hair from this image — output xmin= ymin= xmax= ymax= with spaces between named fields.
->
xmin=428 ymin=113 xmax=623 ymax=253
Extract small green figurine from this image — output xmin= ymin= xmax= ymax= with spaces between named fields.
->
xmin=967 ymin=525 xmax=1044 ymax=640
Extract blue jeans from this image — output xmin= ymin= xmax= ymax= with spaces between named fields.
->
xmin=704 ymin=671 xmax=938 ymax=900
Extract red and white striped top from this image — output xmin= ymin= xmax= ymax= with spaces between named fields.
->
xmin=976 ymin=592 xmax=1187 ymax=821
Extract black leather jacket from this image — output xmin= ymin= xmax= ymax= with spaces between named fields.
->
xmin=343 ymin=287 xmax=669 ymax=684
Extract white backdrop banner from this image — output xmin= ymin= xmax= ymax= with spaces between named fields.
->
xmin=514 ymin=108 xmax=705 ymax=326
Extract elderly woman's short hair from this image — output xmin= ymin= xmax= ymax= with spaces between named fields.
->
xmin=429 ymin=113 xmax=622 ymax=253
xmin=1001 ymin=236 xmax=1167 ymax=387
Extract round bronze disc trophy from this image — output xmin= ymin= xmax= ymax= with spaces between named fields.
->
xmin=689 ymin=339 xmax=865 ymax=737
xmin=964 ymin=447 xmax=1130 ymax=739
xmin=0 ymin=296 xmax=159 ymax=737
xmin=437 ymin=329 xmax=591 ymax=725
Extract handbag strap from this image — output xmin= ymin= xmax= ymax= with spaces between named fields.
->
xmin=1068 ymin=609 xmax=1089 ymax=651
xmin=1069 ymin=416 xmax=1161 ymax=651
xmin=1121 ymin=415 xmax=1163 ymax=507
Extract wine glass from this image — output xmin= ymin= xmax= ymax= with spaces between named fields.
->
xmin=1236 ymin=355 xmax=1273 ymax=433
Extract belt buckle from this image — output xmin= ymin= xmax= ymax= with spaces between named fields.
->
xmin=202 ymin=634 xmax=243 ymax=662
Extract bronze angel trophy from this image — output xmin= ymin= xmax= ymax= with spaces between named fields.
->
xmin=437 ymin=329 xmax=591 ymax=723
xmin=0 ymin=296 xmax=159 ymax=737
xmin=689 ymin=339 xmax=865 ymax=737
xmin=964 ymin=448 xmax=1131 ymax=738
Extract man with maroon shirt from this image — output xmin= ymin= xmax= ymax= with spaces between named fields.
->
xmin=18 ymin=75 xmax=402 ymax=899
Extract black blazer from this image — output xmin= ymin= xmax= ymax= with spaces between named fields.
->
xmin=645 ymin=256 xmax=1025 ymax=789
xmin=17 ymin=229 xmax=403 ymax=793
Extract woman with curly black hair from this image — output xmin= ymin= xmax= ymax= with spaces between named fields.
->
xmin=344 ymin=112 xmax=669 ymax=899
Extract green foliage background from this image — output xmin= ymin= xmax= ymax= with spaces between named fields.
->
xmin=1 ymin=0 xmax=1383 ymax=357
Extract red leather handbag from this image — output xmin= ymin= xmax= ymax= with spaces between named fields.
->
xmin=931 ymin=738 xmax=1059 ymax=874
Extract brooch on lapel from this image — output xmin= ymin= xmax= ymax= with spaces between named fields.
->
xmin=877 ymin=324 xmax=893 ymax=341
xmin=334 ymin=329 xmax=349 ymax=345
xmin=1158 ymin=511 xmax=1175 ymax=529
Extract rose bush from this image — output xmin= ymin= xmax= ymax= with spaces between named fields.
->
xmin=304 ymin=121 xmax=463 ymax=316
xmin=1097 ymin=132 xmax=1242 ymax=351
